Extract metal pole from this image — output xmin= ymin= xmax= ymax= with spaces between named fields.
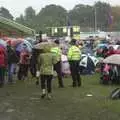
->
xmin=95 ymin=5 xmax=97 ymax=32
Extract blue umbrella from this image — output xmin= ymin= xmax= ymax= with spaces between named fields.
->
xmin=25 ymin=37 xmax=36 ymax=45
xmin=0 ymin=39 xmax=7 ymax=47
xmin=16 ymin=40 xmax=33 ymax=52
xmin=97 ymin=44 xmax=108 ymax=49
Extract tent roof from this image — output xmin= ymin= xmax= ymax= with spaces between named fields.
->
xmin=0 ymin=16 xmax=35 ymax=36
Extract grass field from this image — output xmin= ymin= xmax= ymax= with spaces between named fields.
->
xmin=0 ymin=74 xmax=120 ymax=120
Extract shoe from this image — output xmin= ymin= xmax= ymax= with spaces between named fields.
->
xmin=47 ymin=94 xmax=52 ymax=100
xmin=73 ymin=84 xmax=77 ymax=87
xmin=36 ymin=81 xmax=39 ymax=85
xmin=0 ymin=83 xmax=4 ymax=88
xmin=41 ymin=94 xmax=46 ymax=99
xmin=59 ymin=85 xmax=64 ymax=88
xmin=41 ymin=89 xmax=46 ymax=99
xmin=78 ymin=83 xmax=81 ymax=87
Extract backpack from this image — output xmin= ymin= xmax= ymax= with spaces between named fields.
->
xmin=110 ymin=88 xmax=120 ymax=100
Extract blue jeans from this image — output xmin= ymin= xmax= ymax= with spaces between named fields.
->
xmin=8 ymin=64 xmax=16 ymax=83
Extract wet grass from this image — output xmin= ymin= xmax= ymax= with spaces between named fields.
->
xmin=0 ymin=74 xmax=119 ymax=120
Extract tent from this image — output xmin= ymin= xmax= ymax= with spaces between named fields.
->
xmin=80 ymin=54 xmax=99 ymax=74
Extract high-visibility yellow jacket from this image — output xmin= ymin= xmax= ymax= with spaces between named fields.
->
xmin=68 ymin=45 xmax=81 ymax=61
xmin=51 ymin=46 xmax=62 ymax=63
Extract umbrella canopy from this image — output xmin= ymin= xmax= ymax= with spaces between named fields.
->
xmin=97 ymin=44 xmax=108 ymax=49
xmin=80 ymin=54 xmax=99 ymax=68
xmin=109 ymin=45 xmax=120 ymax=50
xmin=11 ymin=39 xmax=23 ymax=47
xmin=16 ymin=40 xmax=33 ymax=52
xmin=34 ymin=42 xmax=57 ymax=52
xmin=103 ymin=54 xmax=120 ymax=65
xmin=25 ymin=37 xmax=36 ymax=45
xmin=0 ymin=39 xmax=7 ymax=48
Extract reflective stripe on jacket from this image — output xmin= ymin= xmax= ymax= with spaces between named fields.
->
xmin=51 ymin=47 xmax=61 ymax=62
xmin=68 ymin=45 xmax=81 ymax=61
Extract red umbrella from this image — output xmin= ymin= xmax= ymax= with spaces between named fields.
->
xmin=11 ymin=39 xmax=23 ymax=47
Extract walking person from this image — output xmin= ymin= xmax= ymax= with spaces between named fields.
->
xmin=68 ymin=39 xmax=81 ymax=87
xmin=0 ymin=49 xmax=6 ymax=87
xmin=51 ymin=40 xmax=64 ymax=88
xmin=7 ymin=45 xmax=19 ymax=84
xmin=18 ymin=44 xmax=30 ymax=80
xmin=30 ymin=49 xmax=38 ymax=78
xmin=36 ymin=46 xmax=56 ymax=99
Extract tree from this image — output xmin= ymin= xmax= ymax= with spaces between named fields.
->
xmin=24 ymin=6 xmax=36 ymax=21
xmin=16 ymin=14 xmax=25 ymax=24
xmin=111 ymin=6 xmax=120 ymax=31
xmin=69 ymin=4 xmax=94 ymax=29
xmin=0 ymin=7 xmax=13 ymax=20
xmin=36 ymin=4 xmax=67 ymax=32
xmin=15 ymin=2 xmax=120 ymax=32
xmin=94 ymin=1 xmax=111 ymax=31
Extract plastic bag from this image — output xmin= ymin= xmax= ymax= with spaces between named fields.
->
xmin=61 ymin=55 xmax=71 ymax=75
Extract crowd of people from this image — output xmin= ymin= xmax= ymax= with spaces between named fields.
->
xmin=0 ymin=38 xmax=82 ymax=99
xmin=1 ymin=36 xmax=119 ymax=99
xmin=95 ymin=39 xmax=120 ymax=85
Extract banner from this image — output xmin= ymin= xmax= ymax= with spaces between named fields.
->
xmin=73 ymin=26 xmax=80 ymax=32
xmin=54 ymin=28 xmax=58 ymax=33
xmin=63 ymin=27 xmax=67 ymax=33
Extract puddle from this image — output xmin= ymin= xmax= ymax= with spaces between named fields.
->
xmin=6 ymin=109 xmax=15 ymax=113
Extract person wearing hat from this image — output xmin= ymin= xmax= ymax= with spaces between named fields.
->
xmin=36 ymin=45 xmax=57 ymax=99
xmin=68 ymin=39 xmax=81 ymax=87
xmin=51 ymin=40 xmax=64 ymax=88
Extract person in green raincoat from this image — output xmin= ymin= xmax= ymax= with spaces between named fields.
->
xmin=36 ymin=45 xmax=57 ymax=99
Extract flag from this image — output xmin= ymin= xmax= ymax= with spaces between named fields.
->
xmin=67 ymin=16 xmax=72 ymax=27
xmin=107 ymin=8 xmax=113 ymax=25
xmin=54 ymin=28 xmax=58 ymax=33
xmin=108 ymin=13 xmax=113 ymax=25
xmin=63 ymin=27 xmax=67 ymax=33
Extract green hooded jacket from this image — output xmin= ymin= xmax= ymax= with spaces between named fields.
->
xmin=37 ymin=47 xmax=57 ymax=75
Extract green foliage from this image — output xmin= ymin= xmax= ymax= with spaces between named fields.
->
xmin=0 ymin=7 xmax=13 ymax=20
xmin=94 ymin=1 xmax=111 ymax=31
xmin=1 ymin=2 xmax=120 ymax=33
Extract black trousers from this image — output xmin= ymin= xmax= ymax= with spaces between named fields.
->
xmin=69 ymin=60 xmax=81 ymax=87
xmin=30 ymin=64 xmax=36 ymax=77
xmin=0 ymin=67 xmax=5 ymax=85
xmin=18 ymin=64 xmax=29 ymax=80
xmin=40 ymin=75 xmax=53 ymax=93
xmin=54 ymin=61 xmax=64 ymax=87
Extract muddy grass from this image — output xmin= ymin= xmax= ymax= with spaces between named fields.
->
xmin=0 ymin=74 xmax=119 ymax=120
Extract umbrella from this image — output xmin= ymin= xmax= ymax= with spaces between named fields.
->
xmin=25 ymin=37 xmax=36 ymax=45
xmin=34 ymin=42 xmax=57 ymax=51
xmin=97 ymin=44 xmax=108 ymax=49
xmin=16 ymin=40 xmax=33 ymax=52
xmin=103 ymin=54 xmax=120 ymax=65
xmin=108 ymin=45 xmax=120 ymax=50
xmin=0 ymin=39 xmax=7 ymax=47
xmin=80 ymin=54 xmax=99 ymax=68
xmin=10 ymin=39 xmax=23 ymax=47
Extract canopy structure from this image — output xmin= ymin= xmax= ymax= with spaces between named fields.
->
xmin=0 ymin=16 xmax=36 ymax=37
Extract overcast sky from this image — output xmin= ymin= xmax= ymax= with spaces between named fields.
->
xmin=0 ymin=0 xmax=119 ymax=18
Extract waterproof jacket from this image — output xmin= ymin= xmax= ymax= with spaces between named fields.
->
xmin=37 ymin=52 xmax=57 ymax=75
xmin=7 ymin=46 xmax=19 ymax=64
xmin=51 ymin=46 xmax=61 ymax=63
xmin=0 ymin=50 xmax=6 ymax=68
xmin=68 ymin=45 xmax=81 ymax=61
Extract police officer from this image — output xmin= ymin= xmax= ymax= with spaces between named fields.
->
xmin=51 ymin=40 xmax=64 ymax=88
xmin=68 ymin=39 xmax=81 ymax=87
